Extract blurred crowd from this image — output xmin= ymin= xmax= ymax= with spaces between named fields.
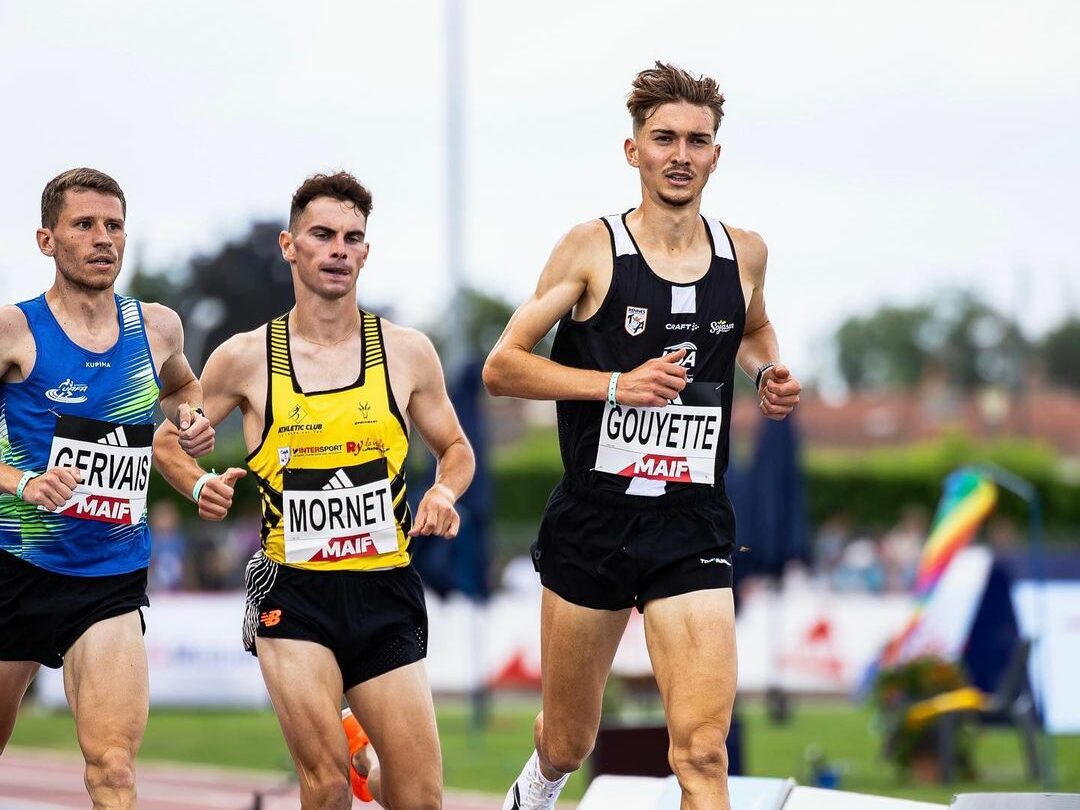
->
xmin=149 ymin=499 xmax=1025 ymax=596
xmin=812 ymin=506 xmax=1021 ymax=594
xmin=146 ymin=502 xmax=262 ymax=592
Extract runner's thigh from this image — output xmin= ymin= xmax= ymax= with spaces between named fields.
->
xmin=63 ymin=611 xmax=148 ymax=758
xmin=540 ymin=587 xmax=632 ymax=737
xmin=345 ymin=659 xmax=441 ymax=804
xmin=256 ymin=637 xmax=348 ymax=773
xmin=643 ymin=589 xmax=737 ymax=734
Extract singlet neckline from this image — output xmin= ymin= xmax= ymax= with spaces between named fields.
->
xmin=284 ymin=311 xmax=366 ymax=396
xmin=620 ymin=210 xmax=716 ymax=288
xmin=39 ymin=292 xmax=127 ymax=359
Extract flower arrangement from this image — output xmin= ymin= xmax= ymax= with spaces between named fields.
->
xmin=872 ymin=655 xmax=977 ymax=780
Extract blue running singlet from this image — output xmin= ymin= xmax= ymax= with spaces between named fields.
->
xmin=0 ymin=294 xmax=161 ymax=576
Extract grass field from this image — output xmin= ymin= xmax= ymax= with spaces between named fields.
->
xmin=10 ymin=697 xmax=1079 ymax=804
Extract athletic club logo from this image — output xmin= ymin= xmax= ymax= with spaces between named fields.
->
xmin=624 ymin=306 xmax=648 ymax=336
xmin=45 ymin=379 xmax=89 ymax=404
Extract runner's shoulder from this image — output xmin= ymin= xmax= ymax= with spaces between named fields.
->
xmin=206 ymin=325 xmax=266 ymax=376
xmin=721 ymin=223 xmax=767 ymax=278
xmin=139 ymin=302 xmax=183 ymax=347
xmin=0 ymin=304 xmax=30 ymax=339
xmin=549 ymin=219 xmax=611 ymax=278
xmin=379 ymin=318 xmax=438 ymax=366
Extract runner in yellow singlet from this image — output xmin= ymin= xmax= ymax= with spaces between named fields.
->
xmin=154 ymin=172 xmax=474 ymax=810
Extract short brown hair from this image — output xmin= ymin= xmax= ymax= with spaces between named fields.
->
xmin=41 ymin=168 xmax=126 ymax=229
xmin=627 ymin=61 xmax=726 ymax=134
xmin=289 ymin=172 xmax=373 ymax=230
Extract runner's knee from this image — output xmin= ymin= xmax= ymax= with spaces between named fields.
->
xmin=539 ymin=729 xmax=594 ymax=775
xmin=300 ymin=767 xmax=351 ymax=810
xmin=85 ymin=745 xmax=136 ymax=796
xmin=669 ymin=721 xmax=729 ymax=783
xmin=385 ymin=776 xmax=441 ymax=810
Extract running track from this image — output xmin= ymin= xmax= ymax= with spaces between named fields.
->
xmin=0 ymin=749 xmax=505 ymax=809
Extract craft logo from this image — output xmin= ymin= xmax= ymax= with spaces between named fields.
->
xmin=666 ymin=322 xmax=698 ymax=331
xmin=624 ymin=306 xmax=648 ymax=336
xmin=710 ymin=320 xmax=735 ymax=335
xmin=45 ymin=379 xmax=89 ymax=404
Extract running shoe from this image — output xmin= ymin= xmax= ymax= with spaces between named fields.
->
xmin=502 ymin=751 xmax=568 ymax=810
xmin=341 ymin=707 xmax=373 ymax=803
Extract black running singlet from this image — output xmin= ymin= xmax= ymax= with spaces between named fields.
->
xmin=550 ymin=211 xmax=746 ymax=499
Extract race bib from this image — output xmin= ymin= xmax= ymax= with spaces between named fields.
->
xmin=45 ymin=414 xmax=153 ymax=525
xmin=594 ymin=382 xmax=723 ymax=485
xmin=282 ymin=458 xmax=399 ymax=564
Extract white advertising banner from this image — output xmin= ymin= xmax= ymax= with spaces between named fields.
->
xmin=37 ymin=586 xmax=919 ymax=705
xmin=1012 ymin=581 xmax=1080 ymax=734
xmin=37 ymin=594 xmax=269 ymax=708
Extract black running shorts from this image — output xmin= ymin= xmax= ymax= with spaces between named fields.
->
xmin=532 ymin=478 xmax=736 ymax=612
xmin=0 ymin=549 xmax=148 ymax=668
xmin=243 ymin=552 xmax=428 ymax=690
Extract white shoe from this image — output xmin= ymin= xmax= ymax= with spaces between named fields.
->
xmin=502 ymin=751 xmax=568 ymax=810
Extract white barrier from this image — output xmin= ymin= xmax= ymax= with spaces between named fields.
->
xmin=578 ymin=775 xmax=944 ymax=810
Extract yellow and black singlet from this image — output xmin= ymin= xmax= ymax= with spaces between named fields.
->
xmin=245 ymin=312 xmax=412 ymax=571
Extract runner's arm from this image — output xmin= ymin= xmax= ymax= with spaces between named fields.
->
xmin=732 ymin=229 xmax=801 ymax=419
xmin=483 ymin=222 xmax=687 ymax=406
xmin=143 ymin=303 xmax=215 ymax=457
xmin=0 ymin=307 xmax=83 ymax=503
xmin=401 ymin=329 xmax=475 ymax=537
xmin=153 ymin=335 xmax=249 ymax=511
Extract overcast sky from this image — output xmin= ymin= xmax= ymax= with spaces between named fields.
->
xmin=1 ymin=1 xmax=1076 ymax=380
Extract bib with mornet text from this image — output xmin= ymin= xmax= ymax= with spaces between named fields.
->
xmin=245 ymin=311 xmax=413 ymax=571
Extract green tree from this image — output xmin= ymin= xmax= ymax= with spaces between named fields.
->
xmin=123 ymin=222 xmax=296 ymax=369
xmin=834 ymin=292 xmax=1029 ymax=392
xmin=1041 ymin=318 xmax=1080 ymax=390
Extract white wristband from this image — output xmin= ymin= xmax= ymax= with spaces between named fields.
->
xmin=15 ymin=470 xmax=38 ymax=501
xmin=607 ymin=372 xmax=621 ymax=407
xmin=192 ymin=471 xmax=217 ymax=503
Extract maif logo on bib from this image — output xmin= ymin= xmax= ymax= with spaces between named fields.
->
xmin=45 ymin=414 xmax=152 ymax=524
xmin=282 ymin=459 xmax=399 ymax=564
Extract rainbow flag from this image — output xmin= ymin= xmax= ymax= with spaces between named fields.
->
xmin=880 ymin=467 xmax=998 ymax=666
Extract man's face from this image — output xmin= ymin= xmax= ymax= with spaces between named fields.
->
xmin=37 ymin=190 xmax=125 ymax=291
xmin=626 ymin=102 xmax=721 ymax=208
xmin=281 ymin=196 xmax=370 ymax=300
